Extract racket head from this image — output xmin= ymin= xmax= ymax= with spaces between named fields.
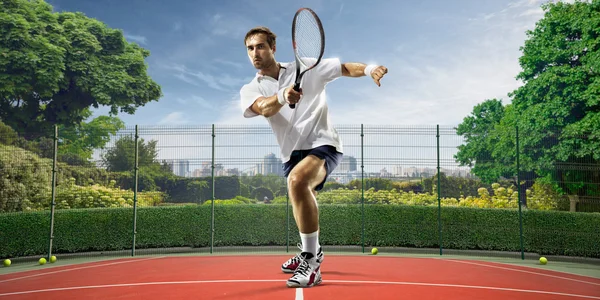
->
xmin=292 ymin=7 xmax=325 ymax=78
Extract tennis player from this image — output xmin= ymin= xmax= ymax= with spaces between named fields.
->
xmin=240 ymin=26 xmax=387 ymax=288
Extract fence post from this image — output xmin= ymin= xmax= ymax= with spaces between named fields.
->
xmin=47 ymin=125 xmax=58 ymax=261
xmin=286 ymin=191 xmax=290 ymax=253
xmin=131 ymin=125 xmax=139 ymax=256
xmin=516 ymin=125 xmax=524 ymax=260
xmin=210 ymin=124 xmax=216 ymax=254
xmin=437 ymin=125 xmax=442 ymax=256
xmin=361 ymin=124 xmax=365 ymax=253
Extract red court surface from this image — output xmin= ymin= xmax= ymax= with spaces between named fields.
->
xmin=1 ymin=255 xmax=599 ymax=299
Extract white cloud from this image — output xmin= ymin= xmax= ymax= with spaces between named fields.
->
xmin=174 ymin=73 xmax=200 ymax=87
xmin=210 ymin=12 xmax=253 ymax=39
xmin=165 ymin=35 xmax=216 ymax=63
xmin=206 ymin=0 xmax=560 ymax=128
xmin=213 ymin=94 xmax=267 ymax=125
xmin=322 ymin=0 xmax=548 ymax=126
xmin=191 ymin=95 xmax=214 ymax=110
xmin=158 ymin=112 xmax=189 ymax=125
xmin=213 ymin=58 xmax=244 ymax=69
xmin=519 ymin=8 xmax=544 ymax=17
xmin=124 ymin=33 xmax=147 ymax=45
xmin=165 ymin=63 xmax=252 ymax=92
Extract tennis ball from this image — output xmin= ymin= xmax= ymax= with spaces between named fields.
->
xmin=3 ymin=259 xmax=10 ymax=267
xmin=39 ymin=258 xmax=46 ymax=265
xmin=539 ymin=257 xmax=548 ymax=265
xmin=50 ymin=256 xmax=57 ymax=263
xmin=371 ymin=247 xmax=378 ymax=255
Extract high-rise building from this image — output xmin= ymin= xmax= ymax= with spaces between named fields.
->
xmin=262 ymin=153 xmax=283 ymax=176
xmin=171 ymin=160 xmax=190 ymax=177
xmin=338 ymin=156 xmax=357 ymax=172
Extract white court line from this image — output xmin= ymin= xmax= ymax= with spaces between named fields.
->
xmin=0 ymin=279 xmax=598 ymax=299
xmin=295 ymin=288 xmax=304 ymax=300
xmin=445 ymin=259 xmax=600 ymax=286
xmin=0 ymin=256 xmax=164 ymax=284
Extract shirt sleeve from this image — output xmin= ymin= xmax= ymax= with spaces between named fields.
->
xmin=315 ymin=57 xmax=342 ymax=84
xmin=240 ymin=83 xmax=262 ymax=118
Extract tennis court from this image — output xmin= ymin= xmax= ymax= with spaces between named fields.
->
xmin=1 ymin=251 xmax=599 ymax=299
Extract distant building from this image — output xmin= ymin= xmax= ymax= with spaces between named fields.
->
xmin=262 ymin=153 xmax=283 ymax=175
xmin=173 ymin=160 xmax=190 ymax=177
xmin=338 ymin=156 xmax=357 ymax=172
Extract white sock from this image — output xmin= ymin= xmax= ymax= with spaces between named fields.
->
xmin=300 ymin=231 xmax=320 ymax=256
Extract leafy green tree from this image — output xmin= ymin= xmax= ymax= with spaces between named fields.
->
xmin=506 ymin=0 xmax=600 ymax=198
xmin=241 ymin=174 xmax=286 ymax=196
xmin=251 ymin=187 xmax=274 ymax=201
xmin=454 ymin=99 xmax=510 ymax=183
xmin=456 ymin=0 xmax=600 ymax=205
xmin=187 ymin=180 xmax=210 ymax=203
xmin=58 ymin=111 xmax=125 ymax=164
xmin=349 ymin=178 xmax=394 ymax=191
xmin=0 ymin=121 xmax=19 ymax=145
xmin=101 ymin=135 xmax=159 ymax=172
xmin=0 ymin=0 xmax=161 ymax=137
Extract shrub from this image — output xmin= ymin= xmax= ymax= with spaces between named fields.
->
xmin=1 ymin=205 xmax=598 ymax=258
xmin=54 ymin=178 xmax=164 ymax=209
xmin=0 ymin=145 xmax=53 ymax=212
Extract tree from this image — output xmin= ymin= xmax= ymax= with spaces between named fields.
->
xmin=58 ymin=111 xmax=125 ymax=165
xmin=454 ymin=99 xmax=511 ymax=184
xmin=101 ymin=135 xmax=159 ymax=172
xmin=456 ymin=0 xmax=600 ymax=206
xmin=506 ymin=0 xmax=600 ymax=198
xmin=0 ymin=0 xmax=161 ymax=137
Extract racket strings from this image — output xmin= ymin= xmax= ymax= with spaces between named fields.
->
xmin=294 ymin=11 xmax=323 ymax=67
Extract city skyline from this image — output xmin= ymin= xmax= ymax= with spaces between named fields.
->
xmin=162 ymin=152 xmax=473 ymax=183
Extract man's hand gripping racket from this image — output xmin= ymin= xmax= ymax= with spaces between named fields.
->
xmin=287 ymin=7 xmax=325 ymax=109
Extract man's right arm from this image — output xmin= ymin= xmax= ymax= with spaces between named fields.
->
xmin=249 ymin=94 xmax=284 ymax=118
xmin=241 ymin=84 xmax=302 ymax=118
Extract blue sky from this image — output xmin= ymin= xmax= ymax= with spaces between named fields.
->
xmin=47 ymin=0 xmax=558 ymax=127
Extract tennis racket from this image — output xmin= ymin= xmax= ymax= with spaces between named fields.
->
xmin=289 ymin=7 xmax=325 ymax=109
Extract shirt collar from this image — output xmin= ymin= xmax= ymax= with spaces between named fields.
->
xmin=255 ymin=62 xmax=290 ymax=81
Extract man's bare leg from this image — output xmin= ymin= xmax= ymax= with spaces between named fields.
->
xmin=287 ymin=155 xmax=327 ymax=256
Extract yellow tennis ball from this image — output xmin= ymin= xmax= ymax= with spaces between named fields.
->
xmin=39 ymin=258 xmax=46 ymax=265
xmin=371 ymin=247 xmax=378 ymax=255
xmin=50 ymin=256 xmax=57 ymax=263
xmin=3 ymin=259 xmax=10 ymax=267
xmin=539 ymin=257 xmax=547 ymax=265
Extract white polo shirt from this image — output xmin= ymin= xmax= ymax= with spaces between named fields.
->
xmin=240 ymin=58 xmax=343 ymax=163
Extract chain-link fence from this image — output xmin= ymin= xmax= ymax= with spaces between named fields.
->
xmin=1 ymin=124 xmax=599 ymax=263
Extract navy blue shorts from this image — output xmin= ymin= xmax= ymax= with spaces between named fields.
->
xmin=283 ymin=145 xmax=343 ymax=191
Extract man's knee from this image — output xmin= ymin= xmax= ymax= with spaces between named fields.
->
xmin=288 ymin=158 xmax=326 ymax=191
xmin=287 ymin=172 xmax=311 ymax=190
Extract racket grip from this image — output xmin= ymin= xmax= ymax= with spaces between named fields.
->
xmin=290 ymin=82 xmax=301 ymax=109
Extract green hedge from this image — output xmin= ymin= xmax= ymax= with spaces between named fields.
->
xmin=1 ymin=205 xmax=598 ymax=258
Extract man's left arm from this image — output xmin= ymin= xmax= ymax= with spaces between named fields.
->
xmin=341 ymin=62 xmax=388 ymax=87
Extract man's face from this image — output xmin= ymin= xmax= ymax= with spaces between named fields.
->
xmin=246 ymin=33 xmax=275 ymax=70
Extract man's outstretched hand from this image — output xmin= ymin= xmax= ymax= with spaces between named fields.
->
xmin=370 ymin=66 xmax=388 ymax=87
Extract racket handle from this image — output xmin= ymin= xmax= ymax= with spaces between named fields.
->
xmin=290 ymin=82 xmax=301 ymax=109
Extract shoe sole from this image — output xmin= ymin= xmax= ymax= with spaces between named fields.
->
xmin=286 ymin=277 xmax=322 ymax=288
